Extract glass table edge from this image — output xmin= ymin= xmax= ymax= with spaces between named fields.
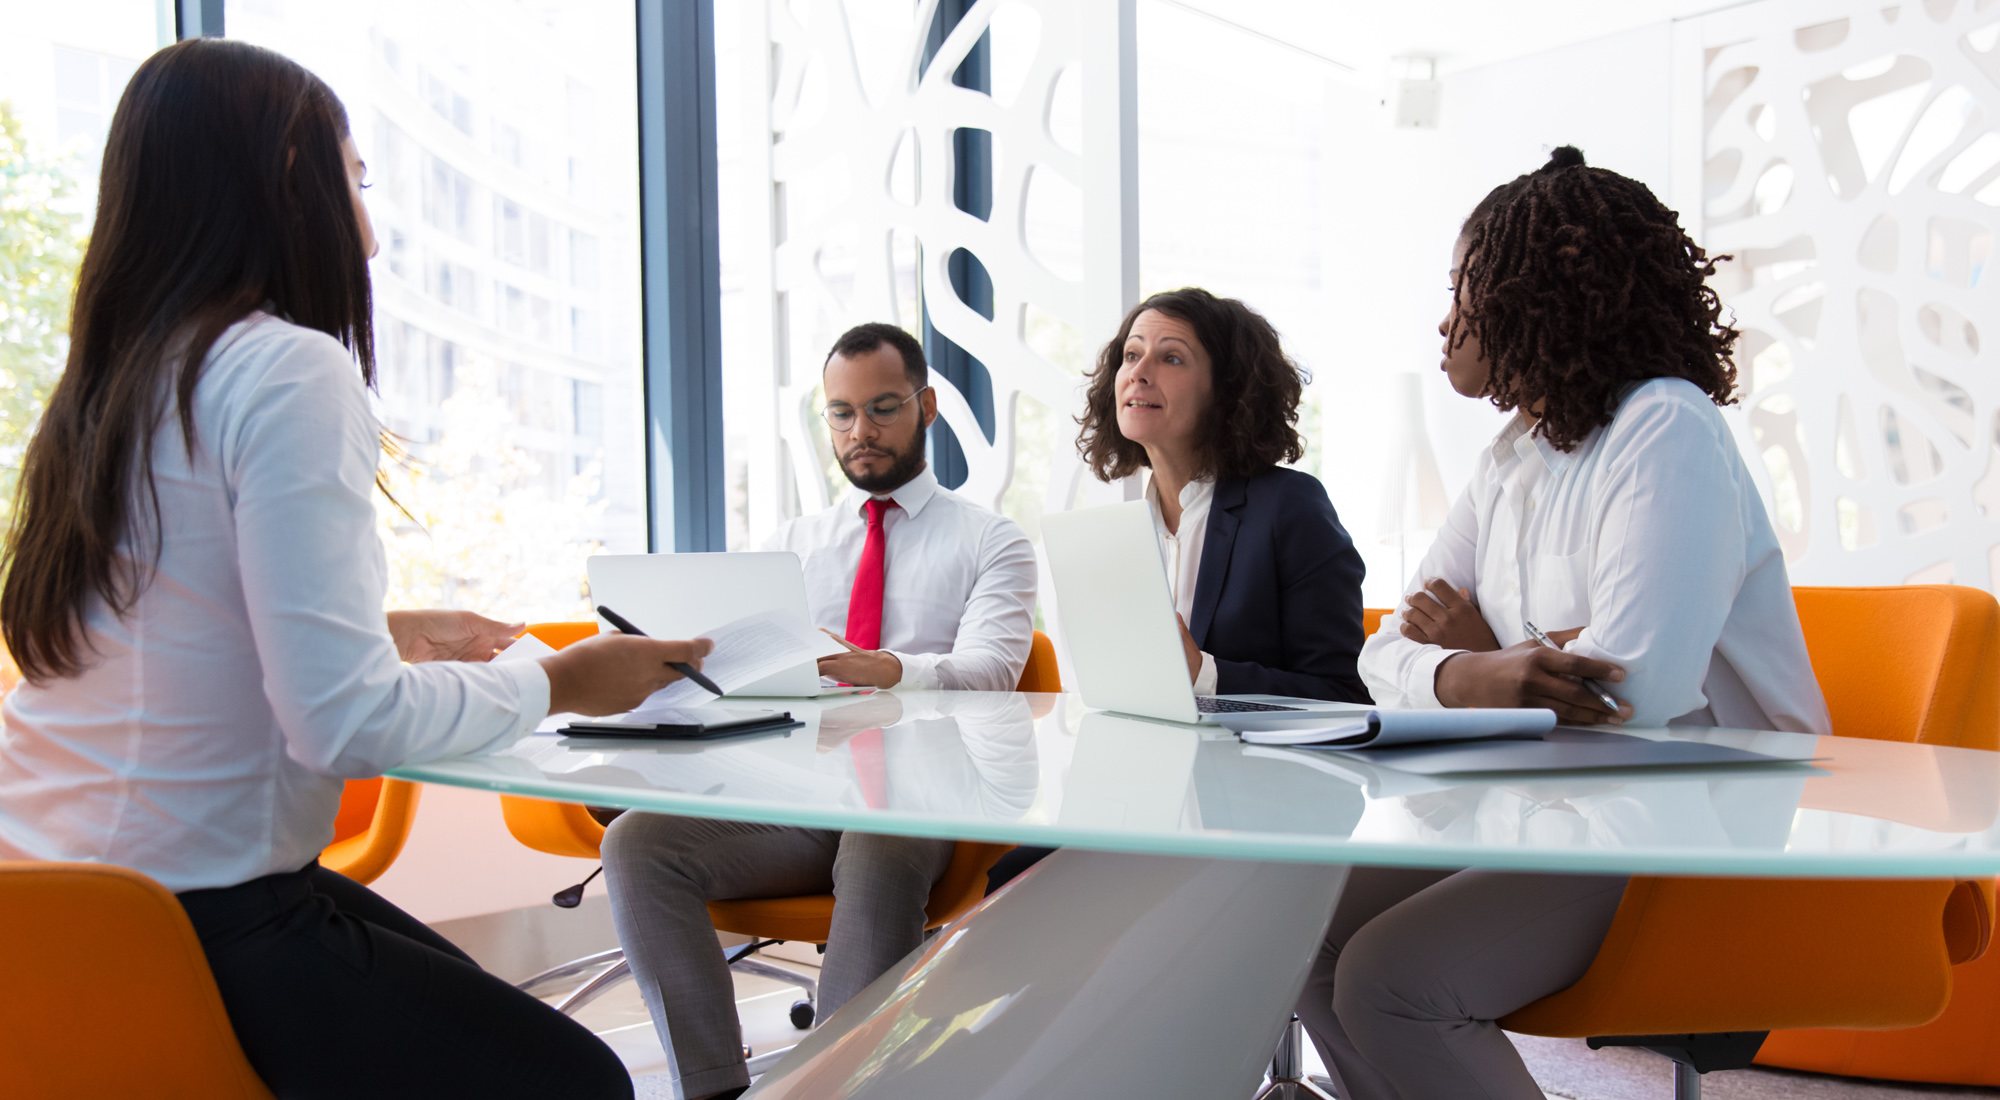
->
xmin=388 ymin=763 xmax=2000 ymax=880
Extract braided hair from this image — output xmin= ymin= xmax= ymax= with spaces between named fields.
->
xmin=1451 ymin=145 xmax=1740 ymax=451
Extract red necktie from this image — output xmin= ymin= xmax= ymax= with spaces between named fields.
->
xmin=843 ymin=498 xmax=896 ymax=650
xmin=845 ymin=497 xmax=897 ymax=808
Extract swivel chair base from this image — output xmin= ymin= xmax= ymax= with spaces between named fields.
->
xmin=1254 ymin=1015 xmax=1336 ymax=1100
xmin=1586 ymin=1031 xmax=1769 ymax=1100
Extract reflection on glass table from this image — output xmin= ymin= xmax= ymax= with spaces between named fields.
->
xmin=392 ymin=692 xmax=2000 ymax=879
xmin=390 ymin=691 xmax=2000 ymax=1099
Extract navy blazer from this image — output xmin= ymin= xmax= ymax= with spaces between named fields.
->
xmin=1188 ymin=466 xmax=1370 ymax=703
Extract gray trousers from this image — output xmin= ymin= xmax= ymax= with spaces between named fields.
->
xmin=1296 ymin=868 xmax=1629 ymax=1100
xmin=600 ymin=813 xmax=952 ymax=1099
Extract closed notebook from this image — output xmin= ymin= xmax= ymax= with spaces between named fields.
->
xmin=1236 ymin=708 xmax=1556 ymax=751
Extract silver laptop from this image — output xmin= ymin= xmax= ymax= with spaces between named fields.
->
xmin=585 ymin=552 xmax=852 ymax=698
xmin=1042 ymin=500 xmax=1367 ymax=726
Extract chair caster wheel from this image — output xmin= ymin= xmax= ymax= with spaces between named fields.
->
xmin=790 ymin=999 xmax=815 ymax=1029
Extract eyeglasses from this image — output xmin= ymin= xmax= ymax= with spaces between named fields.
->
xmin=822 ymin=386 xmax=929 ymax=431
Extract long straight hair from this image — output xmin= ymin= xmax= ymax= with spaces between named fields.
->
xmin=3 ymin=38 xmax=376 ymax=682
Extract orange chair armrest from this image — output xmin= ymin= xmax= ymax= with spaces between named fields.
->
xmin=1503 ymin=876 xmax=1964 ymax=1038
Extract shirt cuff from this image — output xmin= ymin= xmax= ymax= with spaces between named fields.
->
xmin=1193 ymin=652 xmax=1220 ymax=696
xmin=1410 ymin=646 xmax=1455 ymax=709
xmin=889 ymin=650 xmax=938 ymax=691
xmin=496 ymin=655 xmax=554 ymax=736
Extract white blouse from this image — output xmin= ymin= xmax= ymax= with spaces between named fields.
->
xmin=1360 ymin=377 xmax=1830 ymax=734
xmin=1145 ymin=475 xmax=1219 ymax=695
xmin=0 ymin=314 xmax=549 ymax=892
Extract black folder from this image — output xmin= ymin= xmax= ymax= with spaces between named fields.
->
xmin=559 ymin=706 xmax=800 ymax=741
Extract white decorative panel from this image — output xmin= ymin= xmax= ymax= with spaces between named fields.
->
xmin=1694 ymin=0 xmax=2000 ymax=588
xmin=735 ymin=0 xmax=1136 ymax=541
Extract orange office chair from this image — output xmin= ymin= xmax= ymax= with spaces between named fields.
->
xmin=503 ymin=623 xmax=1055 ymax=1028
xmin=1751 ymin=587 xmax=2000 ymax=1087
xmin=1 ymin=861 xmax=272 ymax=1099
xmin=319 ymin=777 xmax=423 ymax=885
xmin=1501 ymin=585 xmax=2000 ymax=1098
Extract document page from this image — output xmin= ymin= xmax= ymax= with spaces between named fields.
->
xmin=494 ymin=632 xmax=558 ymax=663
xmin=1237 ymin=708 xmax=1557 ymax=750
xmin=634 ymin=608 xmax=832 ymax=708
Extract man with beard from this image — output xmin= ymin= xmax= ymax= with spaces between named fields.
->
xmin=599 ymin=322 xmax=1036 ymax=1100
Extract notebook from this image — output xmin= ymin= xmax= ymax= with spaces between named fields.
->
xmin=1236 ymin=708 xmax=1556 ymax=751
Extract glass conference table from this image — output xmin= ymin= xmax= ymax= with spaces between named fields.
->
xmin=390 ymin=691 xmax=2000 ymax=1099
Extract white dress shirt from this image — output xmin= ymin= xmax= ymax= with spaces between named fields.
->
xmin=1146 ymin=475 xmax=1220 ymax=695
xmin=0 ymin=313 xmax=550 ymax=893
xmin=1360 ymin=377 xmax=1830 ymax=733
xmin=767 ymin=466 xmax=1036 ymax=692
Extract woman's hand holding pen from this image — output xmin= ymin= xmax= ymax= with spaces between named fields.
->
xmin=540 ymin=635 xmax=714 ymax=716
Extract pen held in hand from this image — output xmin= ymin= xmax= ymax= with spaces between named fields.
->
xmin=1522 ymin=619 xmax=1622 ymax=714
xmin=596 ymin=604 xmax=726 ymax=697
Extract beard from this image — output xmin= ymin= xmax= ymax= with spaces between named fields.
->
xmin=839 ymin=420 xmax=928 ymax=494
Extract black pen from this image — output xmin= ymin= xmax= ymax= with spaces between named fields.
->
xmin=596 ymin=604 xmax=726 ymax=697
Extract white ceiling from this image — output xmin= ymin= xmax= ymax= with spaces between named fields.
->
xmin=1167 ymin=0 xmax=1749 ymax=81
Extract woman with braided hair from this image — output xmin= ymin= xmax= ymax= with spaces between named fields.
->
xmin=1293 ymin=147 xmax=1829 ymax=1098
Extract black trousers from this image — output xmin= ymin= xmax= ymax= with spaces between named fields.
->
xmin=984 ymin=845 xmax=1054 ymax=894
xmin=177 ymin=862 xmax=633 ymax=1099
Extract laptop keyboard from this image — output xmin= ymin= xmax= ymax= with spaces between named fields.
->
xmin=1196 ymin=697 xmax=1305 ymax=714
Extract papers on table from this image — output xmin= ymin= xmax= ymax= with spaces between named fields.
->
xmin=634 ymin=608 xmax=839 ymax=708
xmin=494 ymin=632 xmax=558 ymax=663
xmin=1237 ymin=708 xmax=1557 ymax=751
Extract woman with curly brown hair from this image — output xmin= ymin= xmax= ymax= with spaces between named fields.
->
xmin=985 ymin=288 xmax=1367 ymax=894
xmin=1293 ymin=147 xmax=1830 ymax=1099
xmin=1077 ymin=287 xmax=1368 ymax=703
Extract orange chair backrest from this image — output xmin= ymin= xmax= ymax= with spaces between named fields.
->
xmin=0 ymin=861 xmax=272 ymax=1098
xmin=526 ymin=620 xmax=601 ymax=651
xmin=1016 ymin=630 xmax=1061 ymax=693
xmin=1793 ymin=585 xmax=2000 ymax=750
xmin=1363 ymin=607 xmax=1389 ymax=638
xmin=320 ymin=778 xmax=423 ymax=885
xmin=331 ymin=777 xmax=382 ymax=844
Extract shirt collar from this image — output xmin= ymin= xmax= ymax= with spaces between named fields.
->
xmin=1144 ymin=474 xmax=1216 ymax=512
xmin=1492 ymin=411 xmax=1571 ymax=475
xmin=846 ymin=464 xmax=941 ymax=520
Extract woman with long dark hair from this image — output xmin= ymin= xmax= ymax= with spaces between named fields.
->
xmin=0 ymin=38 xmax=703 ymax=1096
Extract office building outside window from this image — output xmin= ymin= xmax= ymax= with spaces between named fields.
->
xmin=231 ymin=0 xmax=647 ymax=621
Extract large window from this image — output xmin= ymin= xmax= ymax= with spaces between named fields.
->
xmin=713 ymin=0 xmax=1093 ymax=555
xmin=0 ymin=1 xmax=162 ymax=524
xmin=231 ymin=0 xmax=647 ymax=620
xmin=1136 ymin=2 xmax=1432 ymax=604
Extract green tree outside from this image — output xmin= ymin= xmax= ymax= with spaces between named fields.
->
xmin=0 ymin=101 xmax=87 ymax=520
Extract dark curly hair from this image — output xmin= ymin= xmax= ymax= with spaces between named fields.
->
xmin=1452 ymin=145 xmax=1740 ymax=452
xmin=1076 ymin=288 xmax=1307 ymax=482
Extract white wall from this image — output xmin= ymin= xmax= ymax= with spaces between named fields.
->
xmin=1314 ymin=22 xmax=1681 ymax=606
